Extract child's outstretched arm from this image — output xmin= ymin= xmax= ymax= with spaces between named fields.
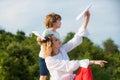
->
xmin=81 ymin=10 xmax=90 ymax=29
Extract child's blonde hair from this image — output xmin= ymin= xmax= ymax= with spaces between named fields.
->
xmin=44 ymin=13 xmax=61 ymax=28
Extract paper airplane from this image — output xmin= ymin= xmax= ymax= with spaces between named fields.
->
xmin=76 ymin=3 xmax=92 ymax=21
xmin=32 ymin=31 xmax=45 ymax=40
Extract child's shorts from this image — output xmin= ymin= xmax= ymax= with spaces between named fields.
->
xmin=39 ymin=57 xmax=49 ymax=75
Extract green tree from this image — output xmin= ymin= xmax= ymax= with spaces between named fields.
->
xmin=15 ymin=30 xmax=26 ymax=42
xmin=103 ymin=38 xmax=119 ymax=53
xmin=2 ymin=42 xmax=35 ymax=80
xmin=63 ymin=32 xmax=74 ymax=44
xmin=0 ymin=29 xmax=120 ymax=80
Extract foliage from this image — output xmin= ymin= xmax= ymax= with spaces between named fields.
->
xmin=0 ymin=29 xmax=120 ymax=80
xmin=103 ymin=38 xmax=119 ymax=53
xmin=0 ymin=30 xmax=39 ymax=80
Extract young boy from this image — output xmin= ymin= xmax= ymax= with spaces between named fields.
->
xmin=37 ymin=12 xmax=62 ymax=80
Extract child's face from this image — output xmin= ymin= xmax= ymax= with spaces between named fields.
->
xmin=53 ymin=19 xmax=61 ymax=29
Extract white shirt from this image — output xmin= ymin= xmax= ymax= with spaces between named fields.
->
xmin=45 ymin=27 xmax=90 ymax=80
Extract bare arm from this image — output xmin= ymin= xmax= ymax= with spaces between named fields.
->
xmin=90 ymin=60 xmax=108 ymax=67
xmin=62 ymin=11 xmax=90 ymax=53
xmin=81 ymin=11 xmax=90 ymax=29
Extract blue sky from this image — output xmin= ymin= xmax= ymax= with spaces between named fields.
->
xmin=0 ymin=0 xmax=120 ymax=48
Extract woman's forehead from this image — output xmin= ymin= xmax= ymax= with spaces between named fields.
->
xmin=52 ymin=36 xmax=57 ymax=39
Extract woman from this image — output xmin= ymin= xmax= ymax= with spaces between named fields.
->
xmin=38 ymin=12 xmax=62 ymax=80
xmin=37 ymin=11 xmax=107 ymax=80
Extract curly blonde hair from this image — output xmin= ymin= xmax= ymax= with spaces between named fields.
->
xmin=44 ymin=13 xmax=61 ymax=28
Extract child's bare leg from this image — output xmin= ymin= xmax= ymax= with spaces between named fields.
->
xmin=40 ymin=76 xmax=47 ymax=80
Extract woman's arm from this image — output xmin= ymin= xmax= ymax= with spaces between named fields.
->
xmin=80 ymin=11 xmax=90 ymax=29
xmin=62 ymin=11 xmax=90 ymax=53
xmin=45 ymin=57 xmax=89 ymax=72
xmin=90 ymin=60 xmax=108 ymax=67
xmin=45 ymin=57 xmax=108 ymax=72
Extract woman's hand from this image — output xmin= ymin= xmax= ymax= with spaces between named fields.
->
xmin=90 ymin=60 xmax=108 ymax=67
xmin=81 ymin=10 xmax=90 ymax=29
xmin=84 ymin=10 xmax=90 ymax=17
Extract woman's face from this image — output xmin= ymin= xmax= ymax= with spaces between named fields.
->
xmin=52 ymin=36 xmax=62 ymax=49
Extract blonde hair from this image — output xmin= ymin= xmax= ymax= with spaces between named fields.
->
xmin=40 ymin=34 xmax=54 ymax=58
xmin=44 ymin=12 xmax=61 ymax=28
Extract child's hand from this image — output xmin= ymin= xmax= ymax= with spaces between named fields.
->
xmin=37 ymin=37 xmax=42 ymax=45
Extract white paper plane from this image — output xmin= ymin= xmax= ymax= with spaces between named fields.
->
xmin=76 ymin=3 xmax=92 ymax=21
xmin=32 ymin=31 xmax=45 ymax=40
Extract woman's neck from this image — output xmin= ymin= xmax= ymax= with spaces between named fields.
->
xmin=52 ymin=48 xmax=59 ymax=56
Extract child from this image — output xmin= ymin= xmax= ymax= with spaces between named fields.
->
xmin=37 ymin=11 xmax=108 ymax=80
xmin=37 ymin=12 xmax=62 ymax=80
